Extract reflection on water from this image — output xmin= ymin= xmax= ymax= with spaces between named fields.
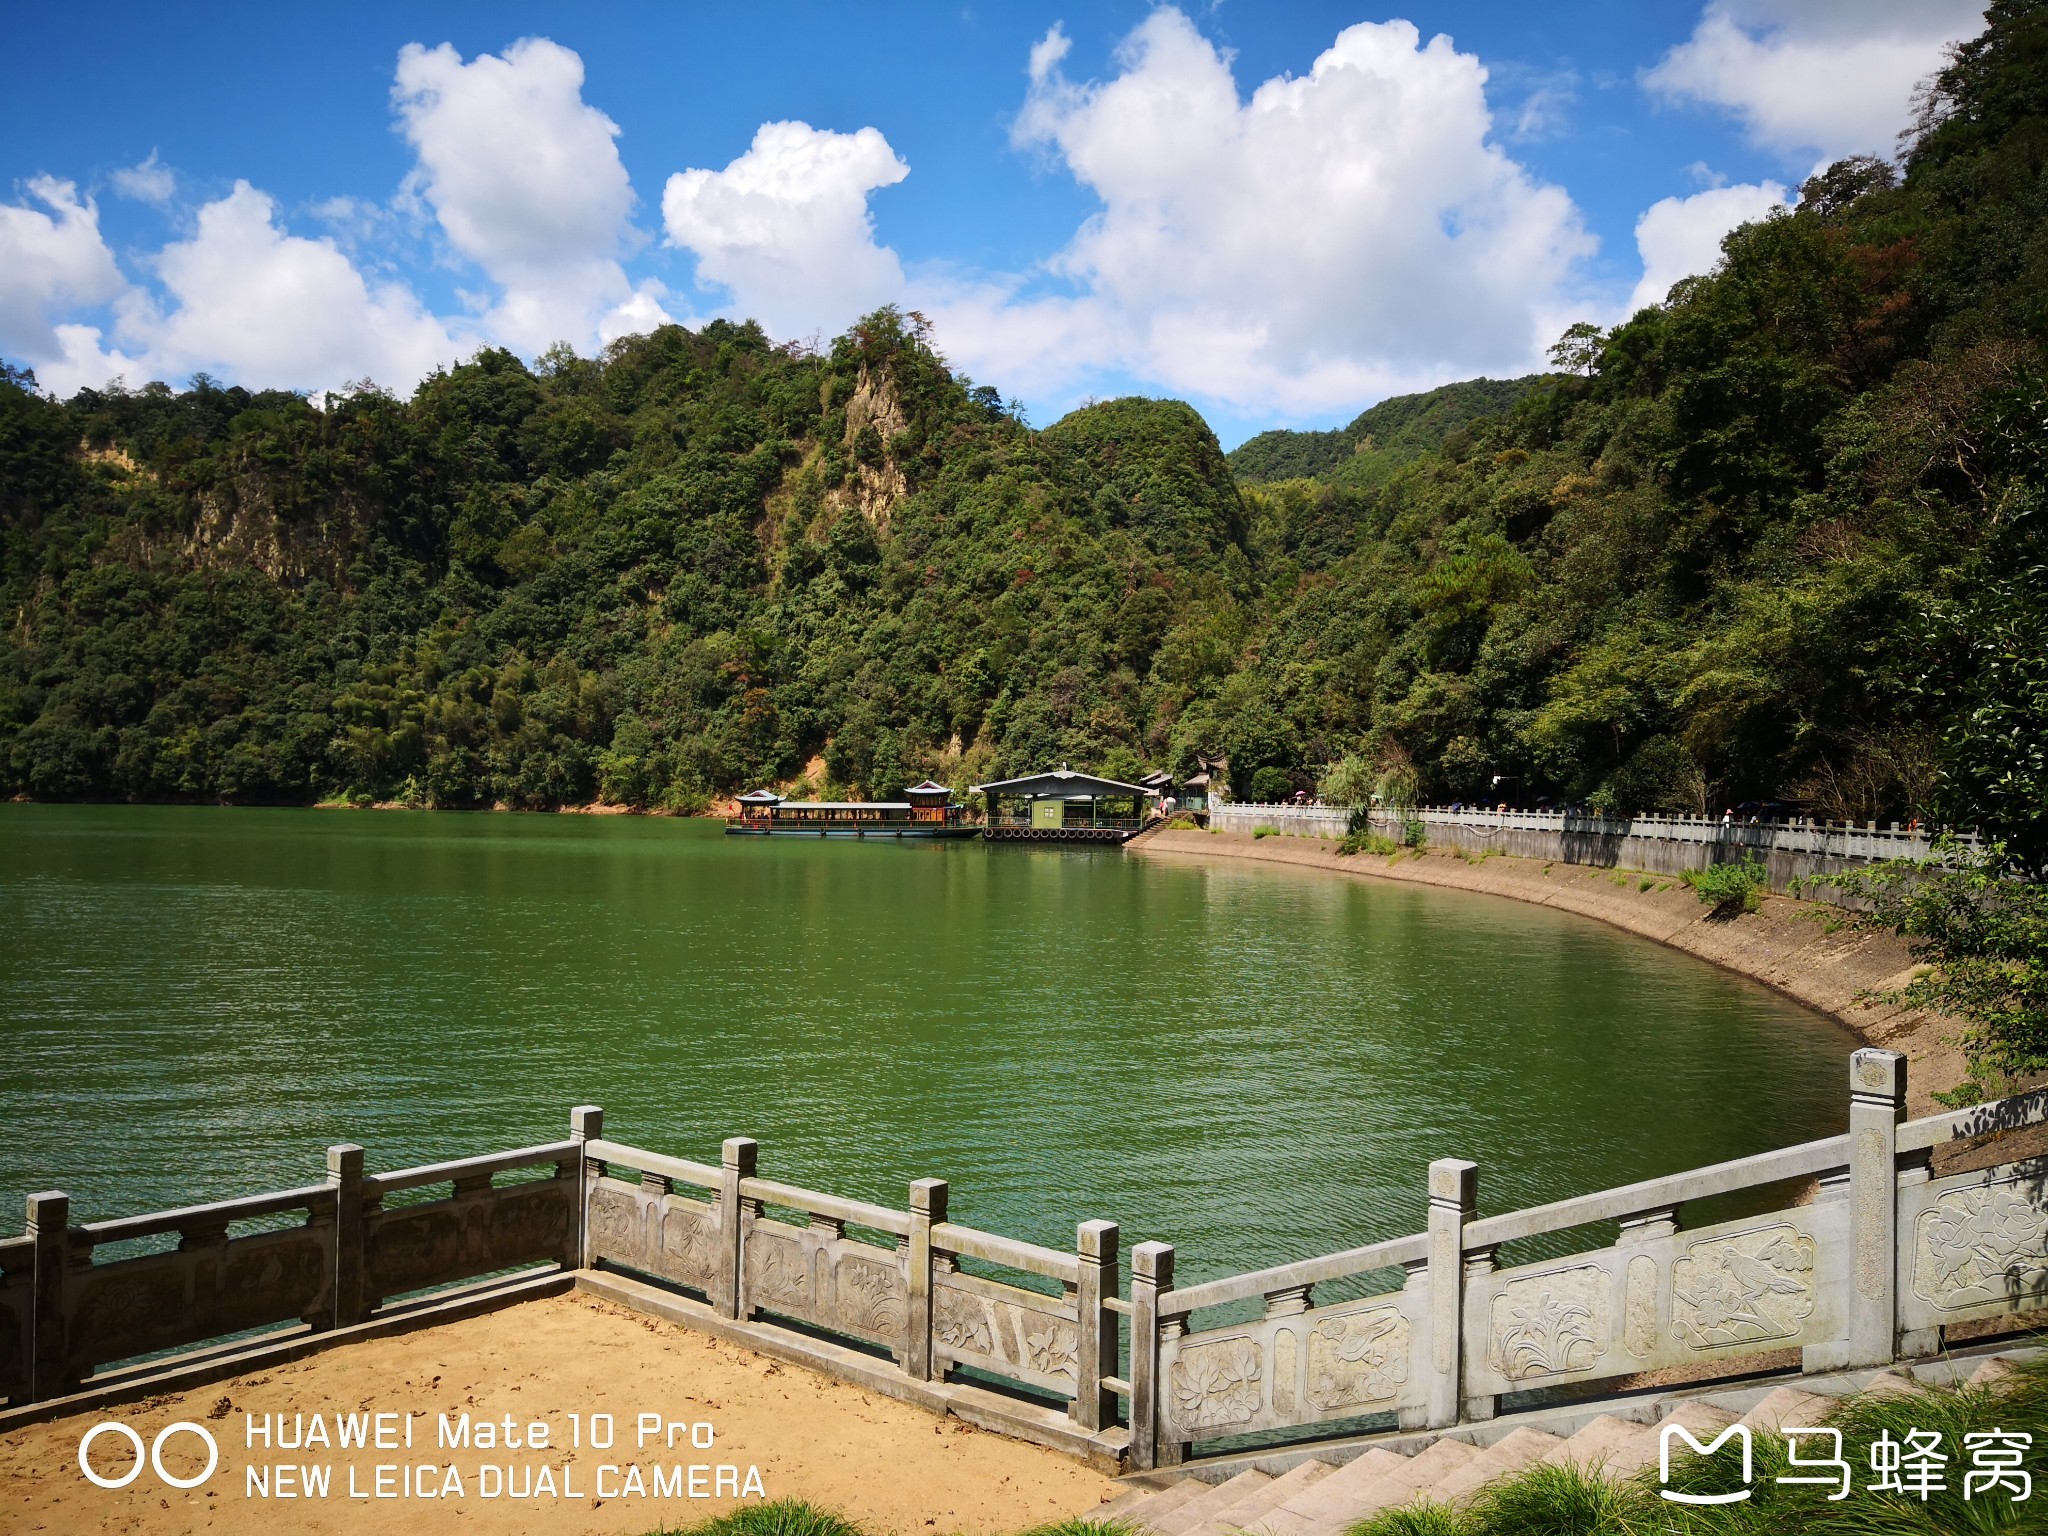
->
xmin=0 ymin=805 xmax=1853 ymax=1285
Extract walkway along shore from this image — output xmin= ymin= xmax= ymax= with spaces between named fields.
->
xmin=1133 ymin=826 xmax=1966 ymax=1116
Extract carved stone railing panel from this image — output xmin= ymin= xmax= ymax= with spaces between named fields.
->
xmin=1899 ymin=1157 xmax=2048 ymax=1332
xmin=585 ymin=1176 xmax=724 ymax=1294
xmin=0 ymin=1236 xmax=30 ymax=1403
xmin=363 ymin=1175 xmax=574 ymax=1303
xmin=1460 ymin=1201 xmax=1846 ymax=1398
xmin=1157 ymin=1284 xmax=1426 ymax=1440
xmin=931 ymin=1269 xmax=1080 ymax=1398
xmin=743 ymin=1216 xmax=907 ymax=1351
xmin=69 ymin=1223 xmax=335 ymax=1373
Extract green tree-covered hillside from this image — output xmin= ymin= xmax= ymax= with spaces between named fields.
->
xmin=5 ymin=1 xmax=2048 ymax=840
xmin=1227 ymin=375 xmax=1556 ymax=486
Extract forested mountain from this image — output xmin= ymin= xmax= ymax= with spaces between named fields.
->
xmin=4 ymin=0 xmax=2048 ymax=850
xmin=1227 ymin=375 xmax=1555 ymax=487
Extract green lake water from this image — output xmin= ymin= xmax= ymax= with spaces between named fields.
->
xmin=0 ymin=804 xmax=1855 ymax=1286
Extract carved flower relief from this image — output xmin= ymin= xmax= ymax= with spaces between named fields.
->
xmin=1169 ymin=1337 xmax=1264 ymax=1432
xmin=661 ymin=1205 xmax=720 ymax=1282
xmin=1305 ymin=1307 xmax=1409 ymax=1410
xmin=837 ymin=1257 xmax=906 ymax=1336
xmin=746 ymin=1235 xmax=811 ymax=1308
xmin=933 ymin=1290 xmax=995 ymax=1356
xmin=1025 ymin=1320 xmax=1080 ymax=1381
xmin=588 ymin=1186 xmax=641 ymax=1259
xmin=1672 ymin=1225 xmax=1816 ymax=1350
xmin=1487 ymin=1267 xmax=1612 ymax=1382
xmin=1914 ymin=1184 xmax=2048 ymax=1312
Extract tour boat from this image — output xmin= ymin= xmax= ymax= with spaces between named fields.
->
xmin=725 ymin=780 xmax=978 ymax=837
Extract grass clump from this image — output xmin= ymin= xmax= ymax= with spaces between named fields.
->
xmin=1254 ymin=826 xmax=1278 ymax=838
xmin=646 ymin=1501 xmax=868 ymax=1536
xmin=1683 ymin=855 xmax=1769 ymax=916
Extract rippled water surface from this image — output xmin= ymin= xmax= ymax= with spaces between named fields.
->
xmin=0 ymin=805 xmax=1855 ymax=1283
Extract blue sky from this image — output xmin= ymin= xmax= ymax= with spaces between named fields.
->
xmin=0 ymin=1 xmax=1987 ymax=446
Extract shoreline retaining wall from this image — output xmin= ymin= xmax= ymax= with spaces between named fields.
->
xmin=1208 ymin=803 xmax=1967 ymax=891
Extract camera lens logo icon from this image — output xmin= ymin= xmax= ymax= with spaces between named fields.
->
xmin=78 ymin=1420 xmax=219 ymax=1490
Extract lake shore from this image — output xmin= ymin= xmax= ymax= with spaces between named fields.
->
xmin=1134 ymin=826 xmax=1966 ymax=1116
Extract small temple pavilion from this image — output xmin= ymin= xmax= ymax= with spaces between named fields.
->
xmin=972 ymin=767 xmax=1156 ymax=843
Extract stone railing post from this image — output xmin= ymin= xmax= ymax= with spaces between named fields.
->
xmin=718 ymin=1136 xmax=757 ymax=1320
xmin=1847 ymin=1048 xmax=1905 ymax=1368
xmin=569 ymin=1106 xmax=603 ymax=1270
xmin=1426 ymin=1158 xmax=1477 ymax=1429
xmin=906 ymin=1178 xmax=948 ymax=1381
xmin=27 ymin=1191 xmax=71 ymax=1402
xmin=1072 ymin=1219 xmax=1119 ymax=1432
xmin=326 ymin=1145 xmax=366 ymax=1329
xmin=1128 ymin=1240 xmax=1177 ymax=1471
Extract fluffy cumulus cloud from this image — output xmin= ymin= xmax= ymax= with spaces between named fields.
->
xmin=662 ymin=121 xmax=908 ymax=344
xmin=121 ymin=181 xmax=462 ymax=391
xmin=393 ymin=37 xmax=668 ymax=353
xmin=0 ymin=178 xmax=129 ymax=387
xmin=1646 ymin=0 xmax=1986 ymax=164
xmin=934 ymin=11 xmax=1594 ymax=416
xmin=1627 ymin=180 xmax=1794 ymax=315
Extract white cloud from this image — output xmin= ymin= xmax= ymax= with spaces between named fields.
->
xmin=662 ymin=121 xmax=908 ymax=344
xmin=393 ymin=37 xmax=665 ymax=352
xmin=121 ymin=180 xmax=461 ymax=392
xmin=945 ymin=9 xmax=1593 ymax=416
xmin=1627 ymin=180 xmax=1793 ymax=315
xmin=111 ymin=151 xmax=176 ymax=206
xmin=1646 ymin=0 xmax=1985 ymax=164
xmin=0 ymin=178 xmax=128 ymax=374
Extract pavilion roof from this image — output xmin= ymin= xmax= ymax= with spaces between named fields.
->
xmin=970 ymin=768 xmax=1152 ymax=798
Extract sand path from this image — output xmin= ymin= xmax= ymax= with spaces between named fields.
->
xmin=0 ymin=1293 xmax=1118 ymax=1536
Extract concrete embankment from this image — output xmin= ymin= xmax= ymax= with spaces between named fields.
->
xmin=1135 ymin=827 xmax=1964 ymax=1115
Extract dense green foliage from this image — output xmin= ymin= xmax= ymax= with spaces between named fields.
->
xmin=1833 ymin=837 xmax=2048 ymax=1094
xmin=1682 ymin=856 xmax=1768 ymax=916
xmin=1228 ymin=375 xmax=1555 ymax=486
xmin=6 ymin=3 xmax=2048 ymax=827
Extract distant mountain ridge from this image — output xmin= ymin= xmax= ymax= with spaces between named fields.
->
xmin=1228 ymin=375 xmax=1559 ymax=484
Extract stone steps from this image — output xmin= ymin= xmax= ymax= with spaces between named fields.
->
xmin=1098 ymin=1352 xmax=2034 ymax=1534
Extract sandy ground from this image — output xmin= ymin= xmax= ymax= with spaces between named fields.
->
xmin=1137 ymin=828 xmax=1971 ymax=1113
xmin=0 ymin=1294 xmax=1119 ymax=1536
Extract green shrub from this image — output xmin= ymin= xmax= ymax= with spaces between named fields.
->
xmin=1339 ymin=828 xmax=1399 ymax=856
xmin=1254 ymin=825 xmax=1278 ymax=838
xmin=1402 ymin=817 xmax=1428 ymax=849
xmin=1683 ymin=856 xmax=1768 ymax=915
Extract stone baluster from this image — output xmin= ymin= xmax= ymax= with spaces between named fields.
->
xmin=326 ymin=1145 xmax=367 ymax=1328
xmin=1461 ymin=1245 xmax=1498 ymax=1422
xmin=1128 ymin=1240 xmax=1176 ymax=1471
xmin=1426 ymin=1158 xmax=1477 ymax=1429
xmin=1847 ymin=1048 xmax=1905 ymax=1368
xmin=905 ymin=1178 xmax=947 ymax=1381
xmin=1072 ymin=1219 xmax=1119 ymax=1432
xmin=27 ymin=1191 xmax=72 ymax=1401
xmin=569 ymin=1106 xmax=603 ymax=1271
xmin=719 ymin=1136 xmax=757 ymax=1320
